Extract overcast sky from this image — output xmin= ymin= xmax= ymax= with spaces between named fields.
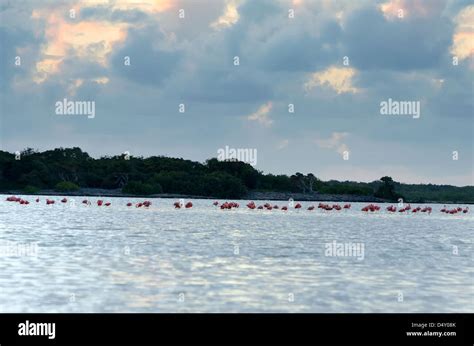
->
xmin=0 ymin=0 xmax=473 ymax=186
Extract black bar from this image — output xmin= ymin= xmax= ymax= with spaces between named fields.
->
xmin=0 ymin=313 xmax=472 ymax=345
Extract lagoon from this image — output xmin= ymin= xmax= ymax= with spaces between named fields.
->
xmin=0 ymin=195 xmax=472 ymax=312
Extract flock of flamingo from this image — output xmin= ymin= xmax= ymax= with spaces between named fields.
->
xmin=4 ymin=195 xmax=470 ymax=215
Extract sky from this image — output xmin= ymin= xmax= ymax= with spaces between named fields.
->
xmin=0 ymin=0 xmax=473 ymax=186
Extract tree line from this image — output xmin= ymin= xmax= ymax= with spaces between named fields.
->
xmin=0 ymin=147 xmax=472 ymax=203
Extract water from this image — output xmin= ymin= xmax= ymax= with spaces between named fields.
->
xmin=0 ymin=195 xmax=472 ymax=312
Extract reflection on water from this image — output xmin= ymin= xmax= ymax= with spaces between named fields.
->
xmin=0 ymin=195 xmax=472 ymax=312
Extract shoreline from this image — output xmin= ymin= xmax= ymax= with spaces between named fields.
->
xmin=1 ymin=188 xmax=472 ymax=204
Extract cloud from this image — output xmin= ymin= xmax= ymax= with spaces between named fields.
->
xmin=111 ymin=0 xmax=175 ymax=13
xmin=315 ymin=132 xmax=349 ymax=155
xmin=247 ymin=102 xmax=273 ymax=127
xmin=32 ymin=6 xmax=128 ymax=83
xmin=110 ymin=26 xmax=181 ymax=86
xmin=211 ymin=0 xmax=240 ymax=30
xmin=252 ymin=28 xmax=340 ymax=72
xmin=305 ymin=66 xmax=359 ymax=94
xmin=379 ymin=0 xmax=446 ymax=20
xmin=236 ymin=0 xmax=280 ymax=24
xmin=0 ymin=27 xmax=39 ymax=91
xmin=176 ymin=66 xmax=273 ymax=103
xmin=451 ymin=5 xmax=474 ymax=64
xmin=342 ymin=5 xmax=453 ymax=71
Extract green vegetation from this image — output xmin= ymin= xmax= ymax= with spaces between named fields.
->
xmin=374 ymin=176 xmax=403 ymax=201
xmin=122 ymin=181 xmax=162 ymax=195
xmin=0 ymin=147 xmax=472 ymax=202
xmin=23 ymin=185 xmax=40 ymax=194
xmin=54 ymin=181 xmax=80 ymax=192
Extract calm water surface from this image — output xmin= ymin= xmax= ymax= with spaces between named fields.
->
xmin=0 ymin=195 xmax=472 ymax=312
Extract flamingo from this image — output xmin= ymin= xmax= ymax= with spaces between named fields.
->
xmin=185 ymin=202 xmax=193 ymax=208
xmin=61 ymin=198 xmax=67 ymax=203
xmin=221 ymin=202 xmax=237 ymax=210
xmin=307 ymin=205 xmax=315 ymax=211
xmin=35 ymin=198 xmax=40 ymax=203
xmin=104 ymin=202 xmax=111 ymax=207
xmin=281 ymin=206 xmax=288 ymax=211
xmin=295 ymin=203 xmax=302 ymax=209
xmin=319 ymin=203 xmax=332 ymax=211
xmin=362 ymin=204 xmax=379 ymax=212
xmin=259 ymin=202 xmax=270 ymax=210
xmin=126 ymin=202 xmax=132 ymax=207
xmin=213 ymin=201 xmax=219 ymax=206
xmin=97 ymin=200 xmax=103 ymax=206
